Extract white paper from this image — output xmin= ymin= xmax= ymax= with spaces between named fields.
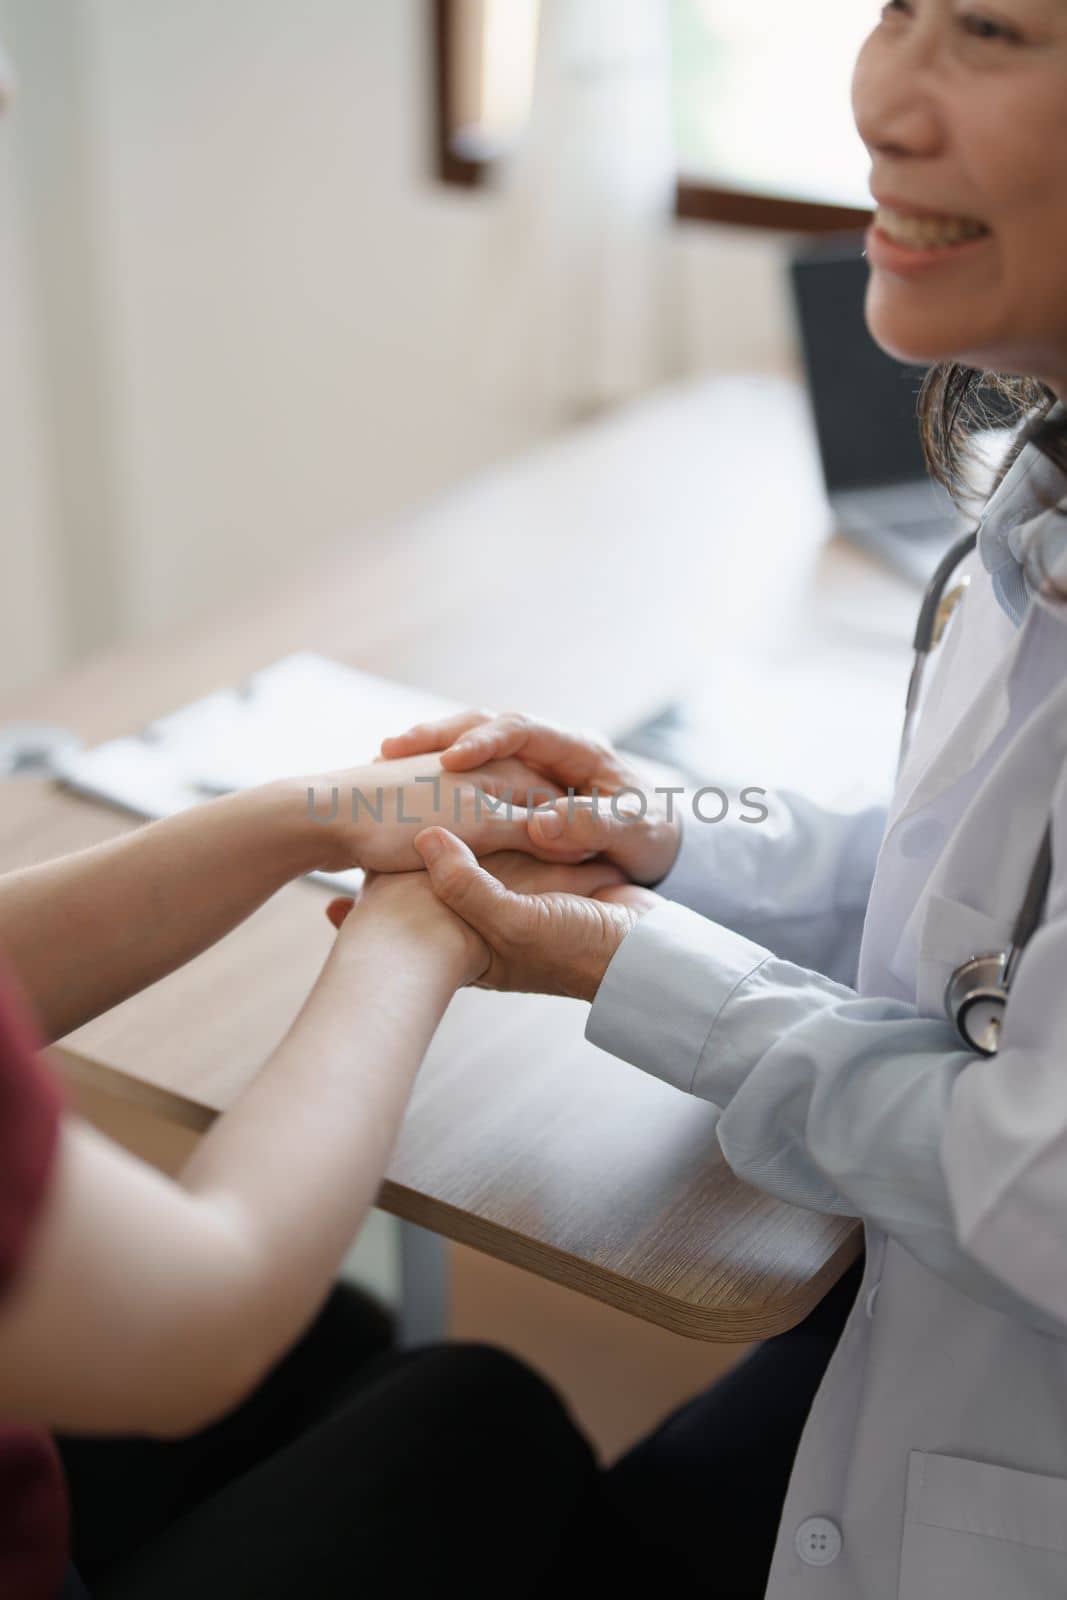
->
xmin=54 ymin=652 xmax=463 ymax=894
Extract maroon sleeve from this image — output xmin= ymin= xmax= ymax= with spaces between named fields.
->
xmin=0 ymin=952 xmax=63 ymax=1299
xmin=0 ymin=954 xmax=70 ymax=1600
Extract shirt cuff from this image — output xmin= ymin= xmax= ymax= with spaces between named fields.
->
xmin=649 ymin=806 xmax=737 ymax=922
xmin=585 ymin=901 xmax=771 ymax=1101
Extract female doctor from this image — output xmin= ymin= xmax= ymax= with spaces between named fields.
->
xmin=378 ymin=1 xmax=1067 ymax=1594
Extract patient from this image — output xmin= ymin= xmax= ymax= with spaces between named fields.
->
xmin=0 ymin=31 xmax=649 ymax=1596
xmin=0 ymin=742 xmax=626 ymax=1600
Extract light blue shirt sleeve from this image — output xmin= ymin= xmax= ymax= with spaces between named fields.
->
xmin=587 ymin=901 xmax=1067 ymax=1338
xmin=653 ymin=790 xmax=888 ymax=988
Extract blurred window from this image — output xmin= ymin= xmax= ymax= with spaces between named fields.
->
xmin=433 ymin=0 xmax=540 ymax=186
xmin=434 ymin=0 xmax=876 ymax=230
xmin=671 ymin=0 xmax=875 ymax=211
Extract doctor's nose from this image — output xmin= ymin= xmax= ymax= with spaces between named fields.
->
xmin=852 ymin=55 xmax=943 ymax=165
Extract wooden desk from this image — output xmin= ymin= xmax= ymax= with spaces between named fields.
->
xmin=0 ymin=376 xmax=919 ymax=1340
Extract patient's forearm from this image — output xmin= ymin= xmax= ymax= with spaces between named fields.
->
xmin=0 ymin=782 xmax=318 ymax=1042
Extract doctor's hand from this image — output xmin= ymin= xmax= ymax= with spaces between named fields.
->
xmin=380 ymin=711 xmax=682 ymax=886
xmin=325 ymin=846 xmax=634 ymax=996
xmin=406 ymin=827 xmax=661 ymax=1001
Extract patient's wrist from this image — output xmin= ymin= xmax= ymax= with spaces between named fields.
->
xmin=269 ymin=774 xmax=367 ymax=877
xmin=334 ymin=890 xmax=483 ymax=990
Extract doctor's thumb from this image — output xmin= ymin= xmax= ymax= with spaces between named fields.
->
xmin=414 ymin=828 xmax=512 ymax=933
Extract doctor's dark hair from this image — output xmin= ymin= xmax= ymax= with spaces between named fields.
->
xmin=918 ymin=364 xmax=1067 ymax=597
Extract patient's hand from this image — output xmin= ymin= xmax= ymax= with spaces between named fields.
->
xmin=381 ymin=710 xmax=682 ymax=886
xmin=410 ymin=828 xmax=661 ymax=1001
xmin=298 ymin=753 xmax=567 ymax=875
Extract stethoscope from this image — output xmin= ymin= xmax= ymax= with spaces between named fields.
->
xmin=902 ymin=528 xmax=1053 ymax=1056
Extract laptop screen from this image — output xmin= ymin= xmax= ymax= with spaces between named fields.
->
xmin=789 ymin=241 xmax=931 ymax=495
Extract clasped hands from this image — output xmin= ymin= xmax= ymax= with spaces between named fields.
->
xmin=309 ymin=711 xmax=680 ymax=1002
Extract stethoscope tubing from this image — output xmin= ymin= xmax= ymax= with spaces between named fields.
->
xmin=900 ymin=528 xmax=1052 ymax=1053
xmin=898 ymin=529 xmax=978 ymax=779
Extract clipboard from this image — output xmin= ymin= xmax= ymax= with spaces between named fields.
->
xmin=53 ymin=652 xmax=463 ymax=894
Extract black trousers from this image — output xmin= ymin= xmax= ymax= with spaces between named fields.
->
xmin=57 ymin=1257 xmax=862 ymax=1600
xmin=549 ymin=1254 xmax=865 ymax=1598
xmin=56 ymin=1285 xmax=597 ymax=1599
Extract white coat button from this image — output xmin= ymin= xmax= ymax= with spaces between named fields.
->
xmin=795 ymin=1517 xmax=842 ymax=1567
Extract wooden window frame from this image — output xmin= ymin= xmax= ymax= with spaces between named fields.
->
xmin=675 ymin=181 xmax=872 ymax=234
xmin=432 ymin=0 xmax=875 ymax=231
xmin=432 ymin=0 xmax=489 ymax=188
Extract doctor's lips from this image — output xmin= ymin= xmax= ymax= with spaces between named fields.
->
xmin=867 ymin=194 xmax=992 ymax=271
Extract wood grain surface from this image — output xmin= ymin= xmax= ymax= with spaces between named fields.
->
xmin=0 ymin=377 xmax=907 ymax=1338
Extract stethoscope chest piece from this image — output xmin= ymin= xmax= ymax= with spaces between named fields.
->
xmin=944 ymin=953 xmax=1008 ymax=1056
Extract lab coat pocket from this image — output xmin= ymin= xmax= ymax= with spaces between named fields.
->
xmin=913 ymin=893 xmax=1008 ymax=1021
xmin=898 ymin=1451 xmax=1067 ymax=1599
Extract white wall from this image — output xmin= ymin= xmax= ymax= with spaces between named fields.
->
xmin=0 ymin=137 xmax=61 ymax=695
xmin=0 ymin=0 xmax=64 ymax=696
xmin=0 ymin=0 xmax=795 ymax=695
xmin=3 ymin=0 xmax=130 ymax=677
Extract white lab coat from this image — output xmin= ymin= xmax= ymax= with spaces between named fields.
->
xmin=586 ymin=417 xmax=1067 ymax=1596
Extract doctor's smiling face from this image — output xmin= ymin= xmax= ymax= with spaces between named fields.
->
xmin=852 ymin=0 xmax=1067 ymax=397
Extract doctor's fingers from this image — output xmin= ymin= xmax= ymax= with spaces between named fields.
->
xmin=440 ymin=714 xmax=622 ymax=789
xmin=381 ymin=709 xmax=625 ymax=794
xmin=479 ymin=850 xmax=626 ymax=898
xmin=379 ymin=709 xmax=493 ymax=761
xmin=527 ymin=795 xmax=671 ymax=881
xmin=474 ymin=757 xmax=566 ymax=808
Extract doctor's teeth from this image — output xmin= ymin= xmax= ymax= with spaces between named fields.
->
xmin=874 ymin=207 xmax=990 ymax=248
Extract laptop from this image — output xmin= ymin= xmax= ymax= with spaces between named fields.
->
xmin=788 ymin=237 xmax=966 ymax=586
